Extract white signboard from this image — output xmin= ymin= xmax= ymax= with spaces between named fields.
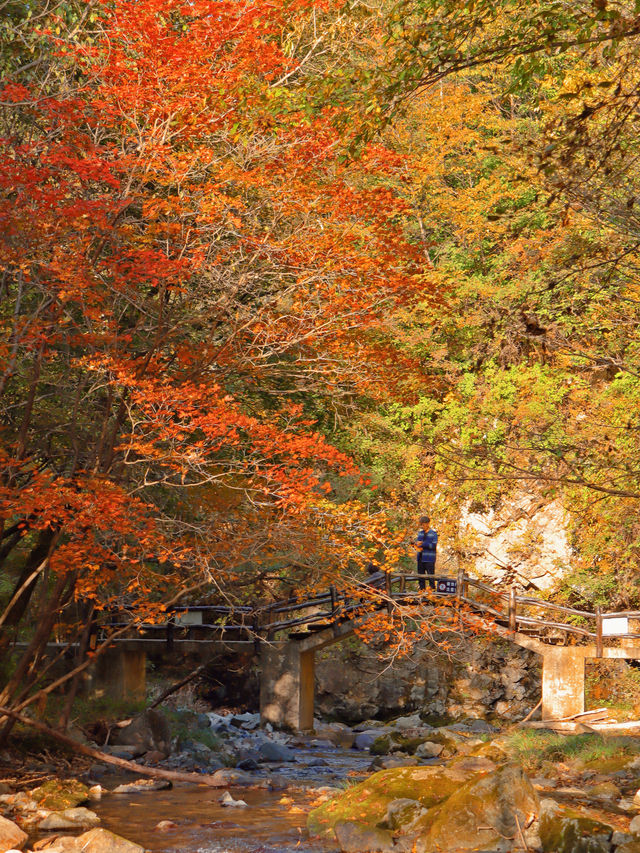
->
xmin=174 ymin=610 xmax=203 ymax=626
xmin=602 ymin=616 xmax=628 ymax=636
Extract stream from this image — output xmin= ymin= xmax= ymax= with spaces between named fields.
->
xmin=92 ymin=746 xmax=372 ymax=853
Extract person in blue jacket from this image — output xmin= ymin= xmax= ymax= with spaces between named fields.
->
xmin=415 ymin=515 xmax=438 ymax=591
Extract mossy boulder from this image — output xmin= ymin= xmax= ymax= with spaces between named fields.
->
xmin=383 ymin=798 xmax=428 ymax=833
xmin=31 ymin=779 xmax=90 ymax=810
xmin=414 ymin=764 xmax=539 ymax=853
xmin=307 ymin=763 xmax=490 ymax=838
xmin=370 ymin=736 xmax=391 ymax=756
xmin=538 ymin=799 xmax=613 ymax=853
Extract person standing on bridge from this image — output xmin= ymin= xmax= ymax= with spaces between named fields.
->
xmin=415 ymin=516 xmax=438 ymax=591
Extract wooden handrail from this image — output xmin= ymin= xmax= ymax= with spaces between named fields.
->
xmin=95 ymin=570 xmax=640 ymax=649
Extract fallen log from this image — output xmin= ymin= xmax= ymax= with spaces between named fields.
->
xmin=0 ymin=705 xmax=232 ymax=788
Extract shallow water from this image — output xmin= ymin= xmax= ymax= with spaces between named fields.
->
xmin=95 ymin=784 xmax=330 ymax=853
xmin=93 ymin=747 xmax=371 ymax=853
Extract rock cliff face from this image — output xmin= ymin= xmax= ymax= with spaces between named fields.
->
xmin=459 ymin=492 xmax=572 ymax=592
xmin=314 ymin=635 xmax=540 ymax=724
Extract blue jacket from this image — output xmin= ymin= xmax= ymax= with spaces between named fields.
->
xmin=417 ymin=529 xmax=438 ymax=563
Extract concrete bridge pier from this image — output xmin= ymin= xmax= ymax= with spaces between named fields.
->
xmin=259 ymin=641 xmax=315 ymax=731
xmin=515 ymin=634 xmax=640 ymax=720
xmin=539 ymin=645 xmax=588 ymax=719
xmin=92 ymin=646 xmax=147 ymax=703
xmin=259 ymin=621 xmax=356 ymax=730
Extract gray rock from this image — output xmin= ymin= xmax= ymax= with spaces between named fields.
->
xmin=631 ymin=814 xmax=640 ymax=835
xmin=385 ymin=798 xmax=428 ymax=832
xmin=415 ymin=741 xmax=444 ymax=759
xmin=0 ymin=815 xmax=28 ymax=851
xmin=369 ymin=756 xmax=417 ymax=771
xmin=196 ymin=713 xmax=212 ymax=729
xmin=236 ymin=758 xmax=260 ymax=771
xmin=111 ymin=779 xmax=171 ymax=794
xmin=334 ymin=821 xmax=395 ymax=853
xmin=613 ymin=831 xmax=634 ymax=845
xmin=75 ymin=827 xmax=144 ymax=853
xmin=219 ymin=790 xmax=248 ymax=807
xmin=38 ymin=807 xmax=100 ymax=831
xmin=353 ymin=732 xmax=378 ymax=751
xmin=461 ymin=719 xmax=499 ymax=734
xmin=392 ymin=714 xmax=423 ymax=730
xmin=88 ymin=764 xmax=109 ymax=781
xmin=209 ymin=768 xmax=255 ymax=786
xmin=111 ymin=710 xmax=171 ymax=757
xmin=258 ymin=741 xmax=295 ymax=762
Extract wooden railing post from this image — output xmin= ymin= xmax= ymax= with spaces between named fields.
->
xmin=508 ymin=586 xmax=517 ymax=633
xmin=385 ymin=571 xmax=392 ymax=614
xmin=330 ymin=585 xmax=338 ymax=617
xmin=166 ymin=615 xmax=174 ymax=652
xmin=596 ymin=606 xmax=603 ymax=658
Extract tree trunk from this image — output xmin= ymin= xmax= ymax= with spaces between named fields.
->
xmin=0 ymin=527 xmax=58 ymax=653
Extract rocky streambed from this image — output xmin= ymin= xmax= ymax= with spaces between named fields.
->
xmin=3 ymin=711 xmax=640 ymax=853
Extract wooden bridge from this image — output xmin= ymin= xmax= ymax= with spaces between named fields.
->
xmin=95 ymin=571 xmax=640 ymax=731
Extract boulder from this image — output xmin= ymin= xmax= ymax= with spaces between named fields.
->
xmin=538 ymin=798 xmax=613 ymax=853
xmin=110 ymin=710 xmax=171 ymax=757
xmin=353 ymin=732 xmax=379 ymax=751
xmin=334 ymin=821 xmax=395 ymax=853
xmin=31 ymin=780 xmax=90 ymax=810
xmin=618 ymin=844 xmax=640 ymax=853
xmin=370 ymin=736 xmax=391 ymax=756
xmin=258 ymin=741 xmax=294 ymax=762
xmin=0 ymin=815 xmax=28 ymax=851
xmin=631 ymin=814 xmax=640 ymax=835
xmin=38 ymin=808 xmax=100 ymax=831
xmin=415 ymin=764 xmax=539 ymax=853
xmin=75 ymin=828 xmax=144 ymax=853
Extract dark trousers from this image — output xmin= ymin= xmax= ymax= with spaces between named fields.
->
xmin=418 ymin=559 xmax=436 ymax=591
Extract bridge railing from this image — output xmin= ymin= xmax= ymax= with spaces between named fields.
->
xmin=94 ymin=571 xmax=640 ymax=651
